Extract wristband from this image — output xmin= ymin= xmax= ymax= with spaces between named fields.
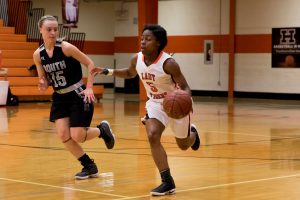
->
xmin=103 ymin=68 xmax=114 ymax=76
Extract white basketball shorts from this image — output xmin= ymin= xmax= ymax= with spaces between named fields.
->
xmin=145 ymin=100 xmax=191 ymax=139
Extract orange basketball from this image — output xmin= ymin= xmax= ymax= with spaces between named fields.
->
xmin=285 ymin=55 xmax=295 ymax=67
xmin=163 ymin=90 xmax=192 ymax=119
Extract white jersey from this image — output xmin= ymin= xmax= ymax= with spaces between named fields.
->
xmin=136 ymin=51 xmax=177 ymax=103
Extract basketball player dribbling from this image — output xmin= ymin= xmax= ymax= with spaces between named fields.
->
xmin=33 ymin=15 xmax=115 ymax=180
xmin=91 ymin=24 xmax=200 ymax=196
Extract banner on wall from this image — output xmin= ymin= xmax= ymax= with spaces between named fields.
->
xmin=272 ymin=27 xmax=300 ymax=68
xmin=62 ymin=0 xmax=79 ymax=28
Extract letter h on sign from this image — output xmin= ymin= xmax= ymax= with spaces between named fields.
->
xmin=280 ymin=29 xmax=296 ymax=45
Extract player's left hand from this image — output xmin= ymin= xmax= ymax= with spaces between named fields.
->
xmin=81 ymin=87 xmax=95 ymax=103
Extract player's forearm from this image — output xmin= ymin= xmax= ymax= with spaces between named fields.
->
xmin=86 ymin=64 xmax=95 ymax=88
xmin=113 ymin=68 xmax=136 ymax=79
xmin=103 ymin=68 xmax=136 ymax=79
xmin=86 ymin=76 xmax=94 ymax=88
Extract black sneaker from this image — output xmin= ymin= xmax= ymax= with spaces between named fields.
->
xmin=191 ymin=124 xmax=200 ymax=150
xmin=75 ymin=162 xmax=99 ymax=180
xmin=97 ymin=120 xmax=115 ymax=149
xmin=150 ymin=180 xmax=176 ymax=196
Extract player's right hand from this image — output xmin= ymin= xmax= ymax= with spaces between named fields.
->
xmin=38 ymin=77 xmax=48 ymax=92
xmin=91 ymin=67 xmax=104 ymax=76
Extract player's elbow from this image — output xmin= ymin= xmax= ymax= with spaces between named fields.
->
xmin=126 ymin=71 xmax=137 ymax=79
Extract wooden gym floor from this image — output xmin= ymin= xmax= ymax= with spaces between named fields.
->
xmin=1 ymin=90 xmax=300 ymax=200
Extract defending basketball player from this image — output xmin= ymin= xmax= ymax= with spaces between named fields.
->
xmin=33 ymin=15 xmax=115 ymax=180
xmin=91 ymin=24 xmax=200 ymax=196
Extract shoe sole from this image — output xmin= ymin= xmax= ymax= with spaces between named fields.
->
xmin=110 ymin=133 xmax=116 ymax=149
xmin=101 ymin=120 xmax=115 ymax=149
xmin=191 ymin=124 xmax=200 ymax=150
xmin=150 ymin=189 xmax=176 ymax=196
xmin=75 ymin=173 xmax=99 ymax=180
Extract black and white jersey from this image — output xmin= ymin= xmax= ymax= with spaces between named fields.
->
xmin=39 ymin=40 xmax=82 ymax=91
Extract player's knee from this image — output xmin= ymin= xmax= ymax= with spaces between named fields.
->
xmin=147 ymin=131 xmax=161 ymax=146
xmin=71 ymin=133 xmax=81 ymax=142
xmin=71 ymin=131 xmax=84 ymax=143
xmin=176 ymin=138 xmax=190 ymax=150
xmin=57 ymin=129 xmax=71 ymax=142
xmin=70 ymin=128 xmax=87 ymax=143
xmin=59 ymin=135 xmax=71 ymax=143
xmin=177 ymin=143 xmax=189 ymax=151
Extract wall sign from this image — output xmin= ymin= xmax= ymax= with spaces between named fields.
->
xmin=272 ymin=27 xmax=300 ymax=68
xmin=204 ymin=40 xmax=213 ymax=65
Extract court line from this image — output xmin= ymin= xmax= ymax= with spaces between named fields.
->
xmin=0 ymin=177 xmax=128 ymax=198
xmin=207 ymin=128 xmax=300 ymax=137
xmin=207 ymin=130 xmax=274 ymax=138
xmin=115 ymin=173 xmax=300 ymax=200
xmin=1 ymin=143 xmax=299 ymax=161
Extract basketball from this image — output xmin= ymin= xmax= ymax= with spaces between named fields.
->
xmin=163 ymin=90 xmax=192 ymax=119
xmin=285 ymin=55 xmax=295 ymax=67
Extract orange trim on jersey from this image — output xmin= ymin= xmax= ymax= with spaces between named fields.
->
xmin=141 ymin=51 xmax=164 ymax=65
xmin=153 ymin=51 xmax=163 ymax=64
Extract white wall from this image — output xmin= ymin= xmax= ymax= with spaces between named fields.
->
xmin=113 ymin=1 xmax=137 ymax=88
xmin=173 ymin=53 xmax=228 ymax=91
xmin=114 ymin=1 xmax=138 ymax=37
xmin=236 ymin=0 xmax=300 ymax=93
xmin=159 ymin=0 xmax=227 ymax=35
xmin=235 ymin=54 xmax=300 ymax=93
xmin=114 ymin=53 xmax=134 ymax=88
xmin=236 ymin=0 xmax=300 ymax=34
xmin=157 ymin=0 xmax=229 ymax=91
xmin=32 ymin=0 xmax=115 ymax=41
